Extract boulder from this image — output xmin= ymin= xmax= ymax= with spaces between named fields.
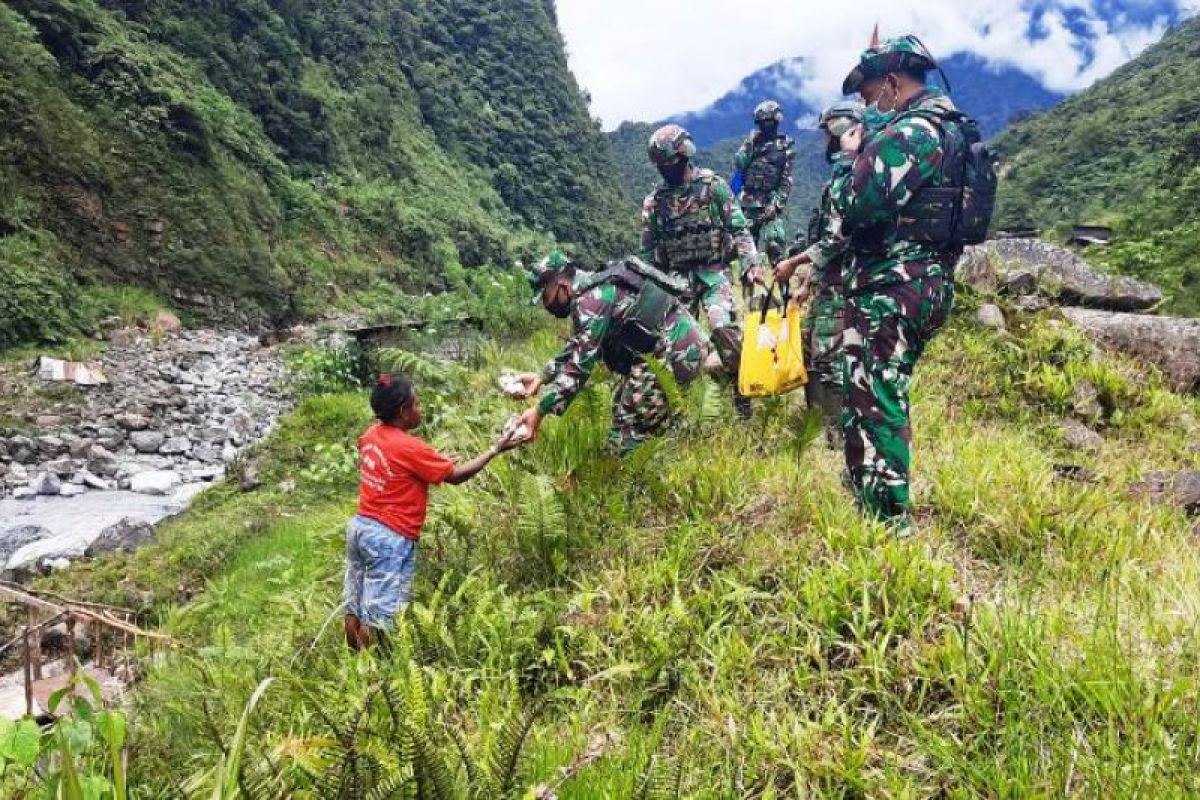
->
xmin=1061 ymin=309 xmax=1200 ymax=394
xmin=956 ymin=246 xmax=999 ymax=292
xmin=159 ymin=436 xmax=192 ymax=455
xmin=78 ymin=470 xmax=113 ymax=490
xmin=31 ymin=472 xmax=62 ymax=496
xmin=35 ymin=435 xmax=66 ymax=456
xmin=974 ymin=239 xmax=1163 ymax=311
xmin=1133 ymin=471 xmax=1200 ymax=515
xmin=976 ymin=304 xmax=1006 ymax=331
xmin=44 ymin=457 xmax=75 ymax=477
xmin=130 ymin=431 xmax=166 ymax=454
xmin=58 ymin=484 xmax=86 ymax=498
xmin=13 ymin=487 xmax=35 ymax=500
xmin=153 ymin=310 xmax=182 ymax=333
xmin=1001 ymin=268 xmax=1038 ymax=296
xmin=85 ymin=518 xmax=155 ymax=557
xmin=86 ymin=445 xmax=120 ymax=478
xmin=8 ymin=435 xmax=37 ymax=464
xmin=1012 ymin=295 xmax=1050 ymax=313
xmin=1061 ymin=420 xmax=1104 ymax=452
xmin=0 ymin=526 xmax=52 ymax=564
xmin=116 ymin=413 xmax=151 ymax=432
xmin=1072 ymin=380 xmax=1103 ymax=421
xmin=130 ymin=470 xmax=180 ymax=496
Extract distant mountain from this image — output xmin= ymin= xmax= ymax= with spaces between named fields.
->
xmin=654 ymin=53 xmax=1066 ymax=149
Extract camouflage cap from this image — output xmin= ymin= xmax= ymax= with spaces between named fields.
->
xmin=753 ymin=100 xmax=783 ymax=123
xmin=647 ymin=124 xmax=697 ymax=165
xmin=526 ymin=250 xmax=573 ymax=303
xmin=818 ymin=101 xmax=865 ymax=137
xmin=842 ymin=35 xmax=939 ymax=95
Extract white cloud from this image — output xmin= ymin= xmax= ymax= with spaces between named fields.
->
xmin=556 ymin=0 xmax=1191 ymax=127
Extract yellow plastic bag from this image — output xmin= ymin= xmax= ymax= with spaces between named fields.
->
xmin=738 ymin=284 xmax=807 ymax=398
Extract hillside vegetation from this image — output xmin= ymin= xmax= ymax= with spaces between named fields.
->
xmin=0 ymin=0 xmax=632 ymax=347
xmin=12 ymin=291 xmax=1198 ymax=796
xmin=994 ymin=14 xmax=1200 ymax=314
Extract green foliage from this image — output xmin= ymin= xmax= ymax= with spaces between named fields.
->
xmin=286 ymin=344 xmax=365 ymax=397
xmin=994 ymin=16 xmax=1200 ymax=313
xmin=0 ymin=0 xmax=631 ymax=348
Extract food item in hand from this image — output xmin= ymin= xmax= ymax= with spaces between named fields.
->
xmin=500 ymin=415 xmax=531 ymax=445
xmin=498 ymin=374 xmax=528 ymax=398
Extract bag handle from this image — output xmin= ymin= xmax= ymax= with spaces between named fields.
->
xmin=758 ymin=279 xmax=791 ymax=323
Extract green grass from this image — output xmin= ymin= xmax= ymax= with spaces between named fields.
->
xmin=28 ymin=299 xmax=1200 ymax=797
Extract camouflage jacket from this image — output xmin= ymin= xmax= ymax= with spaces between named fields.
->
xmin=801 ymin=182 xmax=849 ymax=292
xmin=830 ymin=88 xmax=962 ymax=292
xmin=537 ymin=274 xmax=632 ymax=417
xmin=734 ymin=132 xmax=796 ymax=211
xmin=639 ymin=168 xmax=760 ymax=271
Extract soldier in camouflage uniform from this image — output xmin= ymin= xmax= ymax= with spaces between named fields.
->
xmin=830 ymin=37 xmax=965 ymax=528
xmin=733 ymin=100 xmax=796 ymax=264
xmin=775 ymin=101 xmax=865 ymax=449
xmin=510 ymin=251 xmax=709 ymax=455
xmin=640 ymin=124 xmax=763 ymax=414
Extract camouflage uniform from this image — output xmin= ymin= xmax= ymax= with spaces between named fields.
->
xmin=536 ymin=266 xmax=709 ymax=454
xmin=734 ymin=130 xmax=795 ymax=263
xmin=796 ymin=184 xmax=850 ymax=444
xmin=639 ymin=168 xmax=759 ymax=372
xmin=833 ymin=51 xmax=962 ymax=523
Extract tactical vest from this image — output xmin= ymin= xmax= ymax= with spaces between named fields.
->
xmin=578 ymin=258 xmax=687 ymax=375
xmin=894 ymin=108 xmax=997 ymax=247
xmin=655 ymin=172 xmax=723 ymax=270
xmin=743 ymin=136 xmax=789 ymax=197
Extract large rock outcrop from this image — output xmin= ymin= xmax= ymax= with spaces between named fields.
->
xmin=960 ymin=239 xmax=1164 ymax=311
xmin=1060 ymin=308 xmax=1200 ymax=393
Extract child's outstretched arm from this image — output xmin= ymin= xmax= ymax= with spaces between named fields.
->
xmin=444 ymin=431 xmax=521 ymax=485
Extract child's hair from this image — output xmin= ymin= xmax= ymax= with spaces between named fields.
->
xmin=370 ymin=373 xmax=415 ymax=422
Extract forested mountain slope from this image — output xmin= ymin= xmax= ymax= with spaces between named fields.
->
xmin=0 ymin=0 xmax=632 ymax=347
xmin=994 ymin=14 xmax=1200 ymax=313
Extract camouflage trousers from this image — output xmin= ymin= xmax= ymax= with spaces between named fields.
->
xmin=804 ymin=284 xmax=846 ymax=446
xmin=841 ymin=273 xmax=953 ymax=521
xmin=746 ymin=208 xmax=788 ymax=264
xmin=677 ymin=262 xmax=741 ymax=375
xmin=608 ymin=304 xmax=708 ymax=454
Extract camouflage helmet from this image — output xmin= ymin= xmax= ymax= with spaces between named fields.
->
xmin=818 ymin=101 xmax=865 ymax=137
xmin=753 ymin=100 xmax=784 ymax=124
xmin=526 ymin=250 xmax=574 ymax=302
xmin=647 ymin=124 xmax=696 ymax=165
xmin=842 ymin=35 xmax=940 ymax=95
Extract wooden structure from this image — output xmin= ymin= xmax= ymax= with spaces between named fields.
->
xmin=1068 ymin=225 xmax=1114 ymax=247
xmin=0 ymin=583 xmax=170 ymax=719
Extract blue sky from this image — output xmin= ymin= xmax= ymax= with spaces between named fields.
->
xmin=556 ymin=0 xmax=1199 ymax=127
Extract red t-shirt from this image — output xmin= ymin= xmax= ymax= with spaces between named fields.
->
xmin=357 ymin=423 xmax=455 ymax=540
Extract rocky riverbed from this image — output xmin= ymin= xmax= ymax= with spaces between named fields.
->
xmin=0 ymin=327 xmax=292 ymax=572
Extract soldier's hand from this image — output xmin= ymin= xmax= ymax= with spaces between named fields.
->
xmin=743 ymin=264 xmax=766 ymax=287
xmin=514 ymin=373 xmax=542 ymax=399
xmin=774 ymin=252 xmax=810 ymax=283
xmin=839 ymin=123 xmax=866 ymax=154
xmin=514 ymin=407 xmax=543 ymax=442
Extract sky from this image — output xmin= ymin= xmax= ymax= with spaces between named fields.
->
xmin=556 ymin=0 xmax=1200 ymax=127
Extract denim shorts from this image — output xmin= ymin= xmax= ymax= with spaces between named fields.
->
xmin=343 ymin=515 xmax=418 ymax=629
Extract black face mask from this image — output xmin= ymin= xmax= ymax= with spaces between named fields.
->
xmin=758 ymin=121 xmax=779 ymax=139
xmin=657 ymin=159 xmax=688 ymax=186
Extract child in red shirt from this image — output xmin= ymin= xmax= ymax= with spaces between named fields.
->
xmin=345 ymin=374 xmax=519 ymax=650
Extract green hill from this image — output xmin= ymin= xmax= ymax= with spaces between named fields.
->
xmin=994 ymin=14 xmax=1200 ymax=314
xmin=0 ymin=0 xmax=633 ymax=347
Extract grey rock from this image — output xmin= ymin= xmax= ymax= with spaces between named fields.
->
xmin=130 ymin=470 xmax=180 ymax=496
xmin=35 ymin=435 xmax=66 ymax=456
xmin=1001 ymin=268 xmax=1038 ymax=296
xmin=66 ymin=435 xmax=92 ymax=459
xmin=976 ymin=304 xmax=1006 ymax=331
xmin=116 ymin=413 xmax=151 ymax=431
xmin=13 ymin=487 xmax=35 ymax=500
xmin=85 ymin=518 xmax=155 ymax=557
xmin=159 ymin=436 xmax=192 ymax=455
xmin=192 ymin=444 xmax=224 ymax=464
xmin=1072 ymin=380 xmax=1103 ymax=421
xmin=32 ymin=472 xmax=62 ymax=496
xmin=956 ymin=246 xmax=999 ymax=292
xmin=1133 ymin=471 xmax=1200 ymax=515
xmin=9 ymin=436 xmax=37 ymax=464
xmin=0 ymin=463 xmax=7 ymax=479
xmin=86 ymin=445 xmax=120 ymax=478
xmin=198 ymin=426 xmax=233 ymax=444
xmin=1061 ymin=419 xmax=1104 ymax=452
xmin=0 ymin=526 xmax=52 ymax=563
xmin=980 ymin=239 xmax=1163 ymax=311
xmin=7 ymin=463 xmax=28 ymax=483
xmin=1061 ymin=308 xmax=1200 ymax=394
xmin=58 ymin=484 xmax=85 ymax=498
xmin=78 ymin=470 xmax=113 ymax=491
xmin=44 ymin=457 xmax=76 ymax=478
xmin=130 ymin=431 xmax=165 ymax=454
xmin=239 ymin=461 xmax=262 ymax=492
xmin=1012 ymin=295 xmax=1050 ymax=313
